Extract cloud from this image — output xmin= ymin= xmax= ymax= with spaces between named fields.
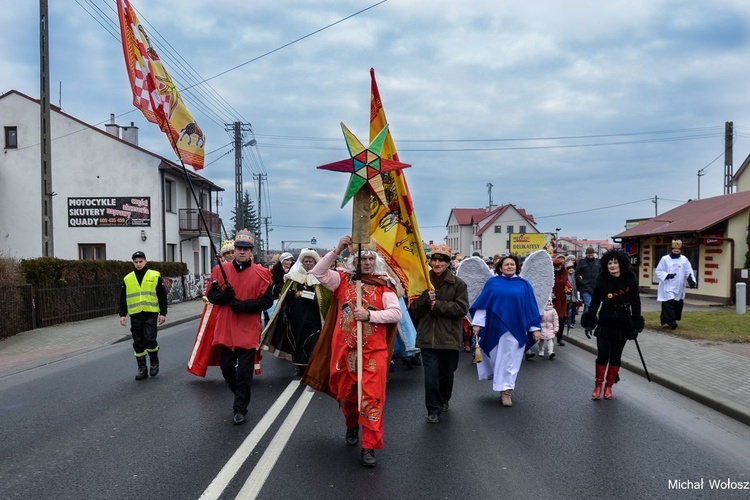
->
xmin=3 ymin=0 xmax=750 ymax=251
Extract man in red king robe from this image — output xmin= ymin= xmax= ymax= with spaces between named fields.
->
xmin=302 ymin=235 xmax=401 ymax=468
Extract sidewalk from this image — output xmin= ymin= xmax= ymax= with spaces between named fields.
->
xmin=1 ymin=297 xmax=749 ymax=427
xmin=0 ymin=300 xmax=205 ymax=379
xmin=564 ymin=296 xmax=750 ymax=426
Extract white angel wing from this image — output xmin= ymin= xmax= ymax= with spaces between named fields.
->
xmin=519 ymin=250 xmax=554 ymax=315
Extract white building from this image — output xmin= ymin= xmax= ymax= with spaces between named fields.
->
xmin=0 ymin=90 xmax=223 ymax=274
xmin=445 ymin=204 xmax=539 ymax=257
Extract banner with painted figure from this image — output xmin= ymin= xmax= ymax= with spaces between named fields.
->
xmin=368 ymin=68 xmax=432 ymax=302
xmin=116 ymin=0 xmax=205 ymax=169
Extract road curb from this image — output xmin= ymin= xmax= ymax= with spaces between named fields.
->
xmin=564 ymin=331 xmax=750 ymax=427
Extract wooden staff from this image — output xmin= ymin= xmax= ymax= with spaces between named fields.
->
xmin=352 ymin=189 xmax=370 ymax=411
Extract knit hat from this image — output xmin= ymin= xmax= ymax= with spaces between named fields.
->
xmin=220 ymin=239 xmax=235 ymax=255
xmin=430 ymin=243 xmax=452 ymax=260
xmin=553 ymin=257 xmax=565 ymax=266
xmin=671 ymin=239 xmax=682 ymax=249
xmin=234 ymin=229 xmax=254 ymax=248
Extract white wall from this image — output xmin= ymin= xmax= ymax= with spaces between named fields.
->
xmin=0 ymin=92 xmax=217 ymax=273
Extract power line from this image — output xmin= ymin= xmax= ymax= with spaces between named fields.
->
xmin=180 ymin=0 xmax=390 ymax=91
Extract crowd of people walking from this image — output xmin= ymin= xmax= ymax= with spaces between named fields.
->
xmin=177 ymin=231 xmax=648 ymax=468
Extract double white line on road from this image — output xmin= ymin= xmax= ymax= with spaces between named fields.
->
xmin=199 ymin=381 xmax=314 ymax=500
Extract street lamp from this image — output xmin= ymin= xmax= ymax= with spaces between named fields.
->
xmin=555 ymin=228 xmax=561 ymax=254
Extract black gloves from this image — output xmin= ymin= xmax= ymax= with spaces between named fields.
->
xmin=687 ymin=276 xmax=697 ymax=288
xmin=207 ymin=281 xmax=235 ymax=305
xmin=632 ymin=315 xmax=645 ymax=333
xmin=665 ymin=273 xmax=676 ymax=280
xmin=230 ymin=300 xmax=250 ymax=313
xmin=581 ymin=312 xmax=598 ymax=330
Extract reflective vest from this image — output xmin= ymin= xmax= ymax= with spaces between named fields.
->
xmin=124 ymin=269 xmax=161 ymax=315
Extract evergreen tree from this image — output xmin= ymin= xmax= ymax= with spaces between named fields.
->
xmin=231 ymin=190 xmax=260 ymax=236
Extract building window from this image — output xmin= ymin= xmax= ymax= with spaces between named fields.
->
xmin=165 ymin=179 xmax=175 ymax=212
xmin=494 ymin=225 xmax=501 ymax=233
xmin=520 ymin=225 xmax=527 ymax=233
xmin=79 ymin=244 xmax=106 ymax=260
xmin=4 ymin=127 xmax=17 ymax=149
xmin=507 ymin=225 xmax=514 ymax=234
xmin=167 ymin=244 xmax=176 ymax=261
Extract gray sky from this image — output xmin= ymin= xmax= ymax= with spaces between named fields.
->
xmin=3 ymin=0 xmax=750 ymax=251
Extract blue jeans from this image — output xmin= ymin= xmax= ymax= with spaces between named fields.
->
xmin=582 ymin=292 xmax=593 ymax=314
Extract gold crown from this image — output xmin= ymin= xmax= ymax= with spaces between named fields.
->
xmin=220 ymin=239 xmax=235 ymax=254
xmin=234 ymin=229 xmax=255 ymax=247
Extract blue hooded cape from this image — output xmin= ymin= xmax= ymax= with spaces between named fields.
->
xmin=469 ymin=275 xmax=541 ymax=352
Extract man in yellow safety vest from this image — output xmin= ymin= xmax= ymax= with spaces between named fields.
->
xmin=119 ymin=251 xmax=168 ymax=380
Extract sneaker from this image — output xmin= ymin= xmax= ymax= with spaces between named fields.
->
xmin=549 ymin=352 xmax=556 ymax=360
xmin=426 ymin=414 xmax=439 ymax=424
xmin=233 ymin=413 xmax=246 ymax=425
xmin=345 ymin=426 xmax=359 ymax=446
xmin=361 ymin=448 xmax=376 ymax=467
xmin=525 ymin=351 xmax=535 ymax=361
xmin=538 ymin=352 xmax=545 ymax=358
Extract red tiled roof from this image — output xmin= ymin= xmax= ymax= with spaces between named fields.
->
xmin=449 ymin=208 xmax=488 ymax=226
xmin=614 ymin=191 xmax=750 ymax=238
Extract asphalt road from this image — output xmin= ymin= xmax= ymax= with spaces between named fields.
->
xmin=1 ymin=319 xmax=749 ymax=500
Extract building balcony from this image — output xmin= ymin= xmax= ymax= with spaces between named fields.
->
xmin=179 ymin=208 xmax=221 ymax=236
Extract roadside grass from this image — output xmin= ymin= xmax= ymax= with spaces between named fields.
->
xmin=643 ymin=310 xmax=750 ymax=343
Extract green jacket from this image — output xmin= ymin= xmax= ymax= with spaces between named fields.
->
xmin=410 ymin=270 xmax=469 ymax=350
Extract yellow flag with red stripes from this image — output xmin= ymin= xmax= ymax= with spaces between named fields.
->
xmin=368 ymin=68 xmax=433 ymax=301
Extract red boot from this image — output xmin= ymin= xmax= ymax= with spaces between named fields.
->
xmin=592 ymin=363 xmax=606 ymax=400
xmin=603 ymin=365 xmax=620 ymax=400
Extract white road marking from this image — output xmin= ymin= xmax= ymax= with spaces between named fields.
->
xmin=235 ymin=388 xmax=315 ymax=499
xmin=199 ymin=380 xmax=299 ymax=500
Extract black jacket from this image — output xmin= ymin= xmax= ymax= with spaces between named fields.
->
xmin=588 ymin=271 xmax=641 ymax=330
xmin=575 ymin=257 xmax=601 ymax=294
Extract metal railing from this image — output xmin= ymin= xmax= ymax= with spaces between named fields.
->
xmin=179 ymin=208 xmax=221 ymax=235
xmin=2 ymin=274 xmax=210 ymax=336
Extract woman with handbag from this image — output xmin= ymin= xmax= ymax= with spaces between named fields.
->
xmin=580 ymin=250 xmax=644 ymax=400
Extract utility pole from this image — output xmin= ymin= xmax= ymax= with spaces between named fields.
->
xmin=724 ymin=121 xmax=733 ymax=194
xmin=652 ymin=195 xmax=658 ymax=216
xmin=253 ymin=173 xmax=267 ymax=260
xmin=225 ymin=122 xmax=252 ymax=232
xmin=40 ymin=0 xmax=54 ymax=256
xmin=262 ymin=216 xmax=272 ymax=256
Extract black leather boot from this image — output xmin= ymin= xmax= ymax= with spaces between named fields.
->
xmin=135 ymin=357 xmax=148 ymax=380
xmin=149 ymin=352 xmax=159 ymax=377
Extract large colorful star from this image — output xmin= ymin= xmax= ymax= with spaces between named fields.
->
xmin=316 ymin=123 xmax=410 ymax=208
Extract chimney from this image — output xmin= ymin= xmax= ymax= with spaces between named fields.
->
xmin=104 ymin=113 xmax=119 ymax=138
xmin=121 ymin=122 xmax=139 ymax=146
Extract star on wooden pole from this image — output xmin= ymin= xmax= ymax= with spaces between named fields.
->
xmin=316 ymin=123 xmax=411 ymax=208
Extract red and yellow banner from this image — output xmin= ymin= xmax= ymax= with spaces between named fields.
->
xmin=116 ymin=0 xmax=205 ymax=169
xmin=368 ymin=68 xmax=432 ymax=301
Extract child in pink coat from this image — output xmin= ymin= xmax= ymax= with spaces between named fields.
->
xmin=539 ymin=298 xmax=559 ymax=360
